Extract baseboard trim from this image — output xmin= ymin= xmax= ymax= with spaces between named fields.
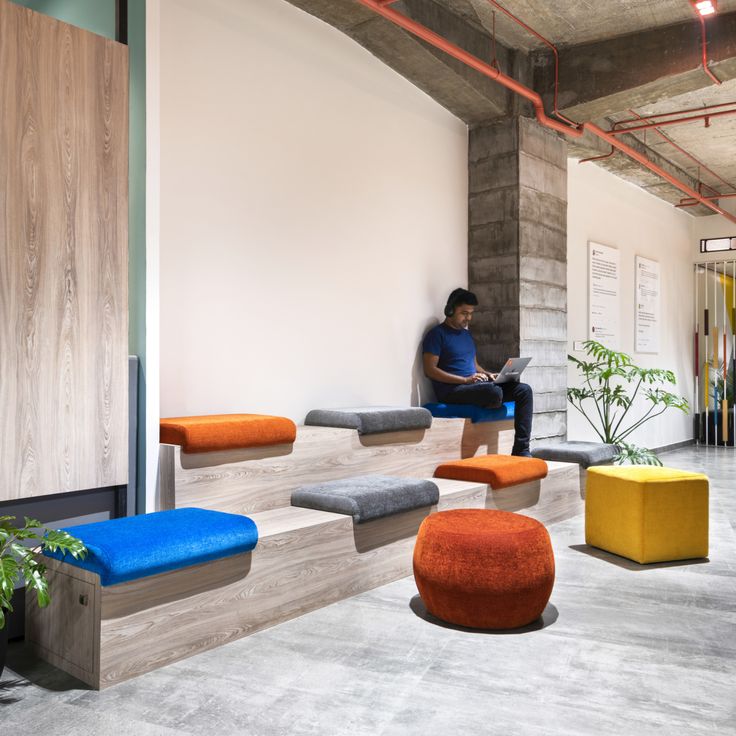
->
xmin=654 ymin=438 xmax=696 ymax=455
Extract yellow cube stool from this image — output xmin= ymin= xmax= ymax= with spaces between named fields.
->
xmin=585 ymin=466 xmax=709 ymax=564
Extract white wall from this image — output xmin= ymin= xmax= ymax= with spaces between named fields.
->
xmin=566 ymin=160 xmax=695 ymax=449
xmin=691 ymin=200 xmax=736 ymax=264
xmin=156 ymin=0 xmax=468 ymax=422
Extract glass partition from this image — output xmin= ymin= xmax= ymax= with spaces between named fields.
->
xmin=694 ymin=260 xmax=736 ymax=446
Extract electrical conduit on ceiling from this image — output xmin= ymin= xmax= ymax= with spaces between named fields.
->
xmin=361 ymin=0 xmax=736 ymax=226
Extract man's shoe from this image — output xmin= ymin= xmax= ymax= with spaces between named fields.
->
xmin=511 ymin=449 xmax=532 ymax=458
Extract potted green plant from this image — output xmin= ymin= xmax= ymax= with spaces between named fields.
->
xmin=568 ymin=340 xmax=689 ymax=465
xmin=1 ymin=515 xmax=86 ymax=678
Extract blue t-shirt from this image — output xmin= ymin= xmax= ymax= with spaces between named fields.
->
xmin=422 ymin=323 xmax=477 ymax=395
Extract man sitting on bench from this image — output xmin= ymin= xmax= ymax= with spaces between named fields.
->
xmin=422 ymin=288 xmax=533 ymax=457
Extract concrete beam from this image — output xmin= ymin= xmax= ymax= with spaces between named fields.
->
xmin=285 ymin=0 xmax=510 ymax=123
xmin=568 ymin=121 xmax=717 ymax=216
xmin=534 ymin=13 xmax=736 ymax=121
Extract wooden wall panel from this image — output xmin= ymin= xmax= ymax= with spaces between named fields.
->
xmin=0 ymin=1 xmax=128 ymax=500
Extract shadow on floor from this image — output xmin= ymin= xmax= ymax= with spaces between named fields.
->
xmin=3 ymin=641 xmax=89 ymax=693
xmin=409 ymin=594 xmax=558 ymax=635
xmin=569 ymin=544 xmax=710 ymax=570
xmin=0 ymin=678 xmax=33 ymax=705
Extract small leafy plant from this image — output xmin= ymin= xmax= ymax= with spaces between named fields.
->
xmin=0 ymin=516 xmax=87 ymax=630
xmin=568 ymin=341 xmax=689 ymax=466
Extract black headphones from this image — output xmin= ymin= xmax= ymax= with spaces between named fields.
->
xmin=444 ymin=288 xmax=466 ymax=318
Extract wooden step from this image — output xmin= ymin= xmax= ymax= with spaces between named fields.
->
xmin=159 ymin=419 xmax=515 ymax=514
xmin=28 ymin=467 xmax=581 ymax=689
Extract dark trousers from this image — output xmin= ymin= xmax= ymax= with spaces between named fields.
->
xmin=436 ymin=381 xmax=533 ymax=453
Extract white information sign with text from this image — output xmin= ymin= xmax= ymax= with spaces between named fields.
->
xmin=635 ymin=255 xmax=660 ymax=353
xmin=588 ymin=241 xmax=620 ymax=349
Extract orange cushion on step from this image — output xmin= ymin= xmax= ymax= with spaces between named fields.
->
xmin=434 ymin=454 xmax=548 ymax=489
xmin=160 ymin=414 xmax=296 ymax=453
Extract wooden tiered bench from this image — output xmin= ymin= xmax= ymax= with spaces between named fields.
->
xmin=159 ymin=418 xmax=519 ymax=514
xmin=28 ymin=465 xmax=582 ymax=689
xmin=159 ymin=413 xmax=581 ymax=525
xmin=27 ymin=479 xmax=479 ymax=688
xmin=27 ymin=412 xmax=584 ymax=689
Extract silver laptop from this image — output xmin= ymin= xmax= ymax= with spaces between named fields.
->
xmin=493 ymin=357 xmax=531 ymax=384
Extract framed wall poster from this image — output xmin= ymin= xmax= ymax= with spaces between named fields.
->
xmin=635 ymin=255 xmax=660 ymax=353
xmin=588 ymin=241 xmax=620 ymax=349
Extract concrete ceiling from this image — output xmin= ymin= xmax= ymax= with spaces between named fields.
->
xmin=620 ymin=77 xmax=736 ymax=198
xmin=288 ymin=0 xmax=736 ymax=220
xmin=441 ymin=0 xmax=736 ymax=50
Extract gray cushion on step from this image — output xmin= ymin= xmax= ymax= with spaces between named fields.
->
xmin=531 ymin=441 xmax=618 ymax=468
xmin=291 ymin=475 xmax=439 ymax=524
xmin=304 ymin=406 xmax=432 ymax=435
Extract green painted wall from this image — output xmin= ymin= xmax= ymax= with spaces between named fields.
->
xmin=11 ymin=0 xmax=116 ymax=37
xmin=12 ymin=0 xmax=147 ymax=512
xmin=128 ymin=0 xmax=147 ymax=514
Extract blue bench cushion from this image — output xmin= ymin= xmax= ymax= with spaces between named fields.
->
xmin=291 ymin=475 xmax=439 ymax=524
xmin=531 ymin=441 xmax=618 ymax=468
xmin=44 ymin=508 xmax=258 ymax=586
xmin=304 ymin=406 xmax=432 ymax=435
xmin=424 ymin=402 xmax=515 ymax=423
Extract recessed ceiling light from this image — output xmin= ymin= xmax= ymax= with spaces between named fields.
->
xmin=694 ymin=0 xmax=717 ymax=15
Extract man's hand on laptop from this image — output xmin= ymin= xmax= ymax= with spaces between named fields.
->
xmin=466 ymin=372 xmax=490 ymax=384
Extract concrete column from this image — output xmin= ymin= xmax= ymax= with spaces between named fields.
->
xmin=468 ymin=115 xmax=568 ymax=441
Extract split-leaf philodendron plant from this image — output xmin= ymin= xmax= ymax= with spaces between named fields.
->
xmin=568 ymin=341 xmax=689 ymax=465
xmin=0 ymin=516 xmax=87 ymax=630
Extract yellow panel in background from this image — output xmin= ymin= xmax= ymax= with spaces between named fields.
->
xmin=719 ymin=272 xmax=735 ymax=333
xmin=723 ymin=399 xmax=729 ymax=441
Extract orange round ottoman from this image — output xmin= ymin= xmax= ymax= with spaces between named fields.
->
xmin=413 ymin=509 xmax=555 ymax=629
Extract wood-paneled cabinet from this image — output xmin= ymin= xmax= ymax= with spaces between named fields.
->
xmin=0 ymin=0 xmax=129 ymax=500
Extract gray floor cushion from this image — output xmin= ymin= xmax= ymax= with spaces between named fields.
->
xmin=304 ymin=406 xmax=432 ymax=435
xmin=531 ymin=441 xmax=618 ymax=468
xmin=291 ymin=475 xmax=440 ymax=524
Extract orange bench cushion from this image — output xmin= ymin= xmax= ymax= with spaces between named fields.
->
xmin=160 ymin=414 xmax=296 ymax=453
xmin=434 ymin=454 xmax=548 ymax=489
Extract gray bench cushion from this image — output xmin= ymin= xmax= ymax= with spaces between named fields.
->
xmin=531 ymin=441 xmax=618 ymax=468
xmin=291 ymin=475 xmax=439 ymax=524
xmin=304 ymin=406 xmax=432 ymax=435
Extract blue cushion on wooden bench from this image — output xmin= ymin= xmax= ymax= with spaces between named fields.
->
xmin=43 ymin=508 xmax=258 ymax=586
xmin=423 ymin=402 xmax=515 ymax=423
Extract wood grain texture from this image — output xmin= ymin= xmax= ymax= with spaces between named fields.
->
xmin=164 ymin=419 xmax=515 ymax=514
xmin=102 ymin=466 xmax=579 ymax=686
xmin=27 ymin=466 xmax=582 ymax=689
xmin=0 ymin=0 xmax=128 ymax=500
xmin=25 ymin=558 xmax=101 ymax=685
xmin=158 ymin=443 xmax=176 ymax=511
xmin=485 ymin=461 xmax=584 ymax=526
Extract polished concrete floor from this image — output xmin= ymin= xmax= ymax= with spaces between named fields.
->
xmin=2 ymin=446 xmax=734 ymax=735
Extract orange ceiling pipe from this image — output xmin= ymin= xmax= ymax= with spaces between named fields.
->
xmin=582 ymin=122 xmax=736 ymax=224
xmin=615 ymin=100 xmax=736 ymax=125
xmin=357 ymin=0 xmax=736 ymax=225
xmin=625 ymin=108 xmax=736 ymax=197
xmin=608 ymin=107 xmax=736 ymax=135
xmin=677 ymin=192 xmax=736 ymax=207
xmin=486 ymin=0 xmax=576 ymax=127
xmin=364 ymin=0 xmax=582 ymax=138
xmin=694 ymin=6 xmax=722 ymax=85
